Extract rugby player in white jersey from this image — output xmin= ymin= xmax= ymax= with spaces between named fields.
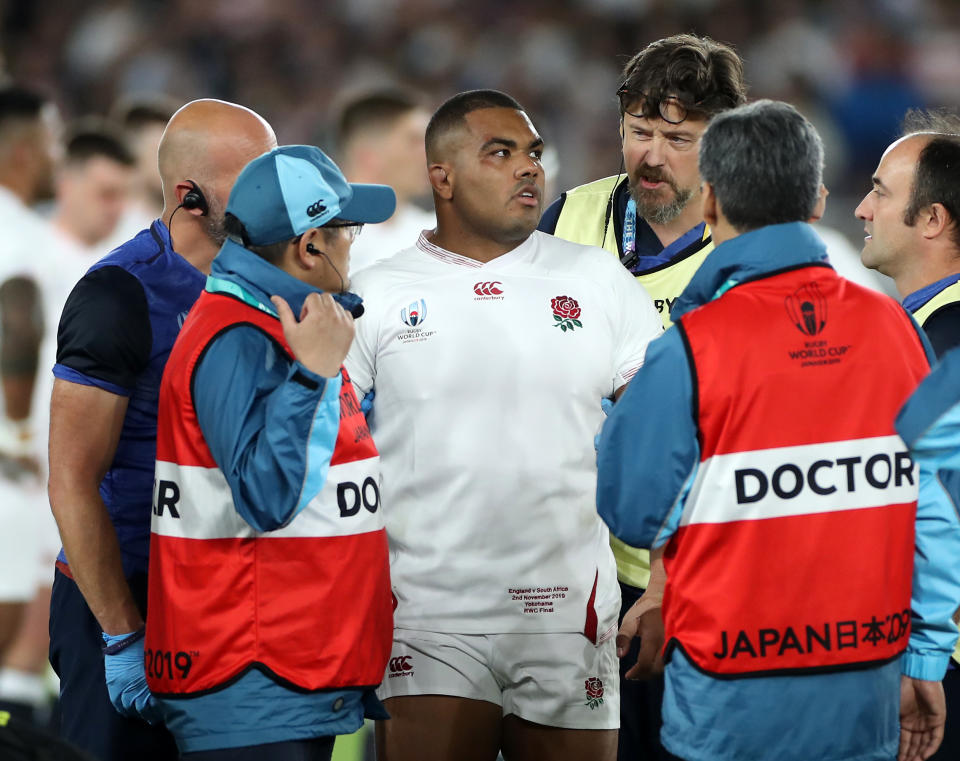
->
xmin=345 ymin=89 xmax=662 ymax=761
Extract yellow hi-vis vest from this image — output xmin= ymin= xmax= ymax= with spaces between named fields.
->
xmin=913 ymin=279 xmax=960 ymax=328
xmin=912 ymin=276 xmax=960 ymax=664
xmin=553 ymin=175 xmax=714 ymax=589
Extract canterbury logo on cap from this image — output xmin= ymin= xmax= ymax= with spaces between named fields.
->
xmin=306 ymin=201 xmax=327 ymax=217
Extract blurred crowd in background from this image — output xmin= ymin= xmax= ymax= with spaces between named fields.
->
xmin=2 ymin=0 xmax=959 ymax=242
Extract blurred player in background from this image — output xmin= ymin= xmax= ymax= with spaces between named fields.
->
xmin=0 ymin=85 xmax=61 ymax=720
xmin=0 ymin=121 xmax=134 ymax=726
xmin=105 ymin=95 xmax=179 ymax=247
xmin=336 ymin=88 xmax=435 ymax=275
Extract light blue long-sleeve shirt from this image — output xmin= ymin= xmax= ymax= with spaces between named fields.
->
xmin=598 ymin=223 xmax=957 ymax=761
xmin=156 ymin=240 xmax=385 ymax=753
xmin=896 ymin=345 xmax=960 ymax=679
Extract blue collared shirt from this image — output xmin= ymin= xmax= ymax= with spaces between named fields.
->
xmin=903 ymin=273 xmax=960 ymax=313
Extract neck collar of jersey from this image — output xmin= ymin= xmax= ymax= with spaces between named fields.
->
xmin=417 ymin=230 xmax=535 ymax=269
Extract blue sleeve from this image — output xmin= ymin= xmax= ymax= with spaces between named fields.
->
xmin=536 ymin=194 xmax=566 ymax=234
xmin=596 ymin=326 xmax=700 ymax=549
xmin=55 ymin=266 xmax=152 ymax=393
xmin=895 ymin=347 xmax=960 ymax=679
xmin=192 ymin=326 xmax=342 ymax=532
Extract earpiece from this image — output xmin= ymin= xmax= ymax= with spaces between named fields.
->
xmin=181 ymin=180 xmax=208 ymax=216
xmin=306 ymin=243 xmax=320 ymax=254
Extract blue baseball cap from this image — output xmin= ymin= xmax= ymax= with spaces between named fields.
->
xmin=226 ymin=145 xmax=396 ymax=246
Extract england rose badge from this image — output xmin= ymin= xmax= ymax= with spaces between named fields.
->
xmin=584 ymin=677 xmax=604 ymax=709
xmin=551 ymin=295 xmax=582 ymax=332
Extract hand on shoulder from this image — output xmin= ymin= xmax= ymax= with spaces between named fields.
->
xmin=271 ymin=293 xmax=355 ymax=378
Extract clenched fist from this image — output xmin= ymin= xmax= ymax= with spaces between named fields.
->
xmin=271 ymin=292 xmax=355 ymax=378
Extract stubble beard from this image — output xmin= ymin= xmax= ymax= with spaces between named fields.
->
xmin=202 ymin=192 xmax=228 ymax=247
xmin=629 ymin=180 xmax=694 ymax=226
xmin=628 ymin=161 xmax=695 ymax=226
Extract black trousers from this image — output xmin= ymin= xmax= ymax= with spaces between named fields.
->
xmin=181 ymin=737 xmax=335 ymax=761
xmin=49 ymin=569 xmax=179 ymax=761
xmin=617 ymin=581 xmax=671 ymax=761
xmin=929 ymin=664 xmax=960 ymax=761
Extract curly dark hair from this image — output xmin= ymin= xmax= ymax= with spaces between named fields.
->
xmin=618 ymin=34 xmax=747 ymax=121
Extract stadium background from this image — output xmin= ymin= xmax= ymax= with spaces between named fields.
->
xmin=1 ymin=0 xmax=958 ymax=758
xmin=4 ymin=0 xmax=959 ymax=244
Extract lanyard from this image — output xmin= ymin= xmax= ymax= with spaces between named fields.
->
xmin=622 ymin=198 xmax=637 ymax=258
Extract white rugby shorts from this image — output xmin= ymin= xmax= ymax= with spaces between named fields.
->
xmin=0 ymin=478 xmax=41 ymax=601
xmin=377 ymin=628 xmax=619 ymax=730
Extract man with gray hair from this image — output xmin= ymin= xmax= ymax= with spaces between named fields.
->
xmin=597 ymin=100 xmax=960 ymax=761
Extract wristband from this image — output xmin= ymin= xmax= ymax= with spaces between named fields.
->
xmin=102 ymin=627 xmax=146 ymax=656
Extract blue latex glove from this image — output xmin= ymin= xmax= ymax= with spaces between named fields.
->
xmin=360 ymin=389 xmax=376 ymax=417
xmin=595 ymin=397 xmax=616 ymax=452
xmin=102 ymin=629 xmax=162 ymax=724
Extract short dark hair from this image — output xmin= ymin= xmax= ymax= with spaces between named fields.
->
xmin=425 ymin=89 xmax=524 ymax=161
xmin=0 ymin=85 xmax=48 ymax=130
xmin=699 ymin=100 xmax=823 ymax=233
xmin=225 ymin=212 xmax=291 ymax=264
xmin=618 ymin=34 xmax=746 ymax=120
xmin=904 ymin=136 xmax=960 ymax=249
xmin=337 ymin=89 xmax=424 ymax=149
xmin=110 ymin=95 xmax=179 ymax=132
xmin=64 ymin=119 xmax=135 ymax=167
xmin=224 ymin=214 xmax=343 ymax=265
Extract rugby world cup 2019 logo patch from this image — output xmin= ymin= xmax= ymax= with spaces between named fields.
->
xmin=397 ymin=299 xmax=437 ymax=344
xmin=584 ymin=677 xmax=604 ymax=709
xmin=785 ymin=282 xmax=826 ymax=336
xmin=784 ymin=282 xmax=852 ymax=368
xmin=551 ymin=295 xmax=582 ymax=332
xmin=401 ymin=299 xmax=427 ymax=327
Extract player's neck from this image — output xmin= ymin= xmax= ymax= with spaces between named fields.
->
xmin=52 ymin=211 xmax=96 ymax=248
xmin=0 ymin=174 xmax=35 ymax=206
xmin=895 ymin=256 xmax=960 ymax=301
xmin=162 ymin=206 xmax=219 ymax=274
xmin=428 ymin=223 xmax=525 ymax=264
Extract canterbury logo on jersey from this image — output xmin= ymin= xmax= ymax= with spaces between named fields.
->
xmin=473 ymin=281 xmax=503 ymax=296
xmin=682 ymin=435 xmax=915 ymax=527
xmin=388 ymin=655 xmax=413 ymax=676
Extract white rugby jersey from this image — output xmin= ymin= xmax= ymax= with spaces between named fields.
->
xmin=347 ymin=230 xmax=662 ymax=636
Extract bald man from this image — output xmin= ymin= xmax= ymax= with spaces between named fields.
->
xmin=47 ymin=99 xmax=276 ymax=761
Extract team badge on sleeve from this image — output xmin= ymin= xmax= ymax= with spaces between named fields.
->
xmin=551 ymin=295 xmax=582 ymax=332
